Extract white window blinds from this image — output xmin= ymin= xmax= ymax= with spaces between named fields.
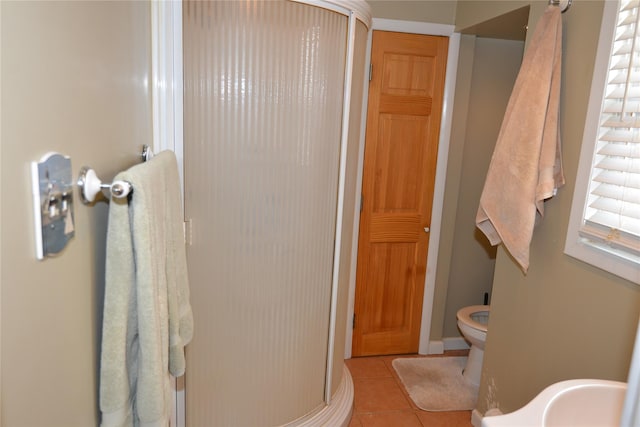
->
xmin=581 ymin=0 xmax=640 ymax=257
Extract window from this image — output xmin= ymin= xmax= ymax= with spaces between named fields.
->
xmin=565 ymin=0 xmax=640 ymax=284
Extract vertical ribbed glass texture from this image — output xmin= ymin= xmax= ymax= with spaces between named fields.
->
xmin=183 ymin=1 xmax=347 ymax=425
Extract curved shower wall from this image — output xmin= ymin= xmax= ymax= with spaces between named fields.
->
xmin=182 ymin=1 xmax=370 ymax=425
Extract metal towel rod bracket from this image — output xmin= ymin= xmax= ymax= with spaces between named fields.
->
xmin=77 ymin=145 xmax=153 ymax=204
xmin=77 ymin=167 xmax=132 ymax=204
xmin=549 ymin=0 xmax=572 ymax=13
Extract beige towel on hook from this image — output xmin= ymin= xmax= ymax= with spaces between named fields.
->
xmin=100 ymin=150 xmax=194 ymax=427
xmin=476 ymin=5 xmax=565 ymax=273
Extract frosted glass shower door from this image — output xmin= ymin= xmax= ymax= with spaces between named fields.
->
xmin=182 ymin=1 xmax=348 ymax=425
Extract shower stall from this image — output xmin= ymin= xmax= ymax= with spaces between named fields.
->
xmin=180 ymin=0 xmax=371 ymax=424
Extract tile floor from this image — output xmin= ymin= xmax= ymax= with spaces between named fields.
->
xmin=346 ymin=351 xmax=474 ymax=427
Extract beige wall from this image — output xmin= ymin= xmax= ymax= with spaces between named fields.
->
xmin=390 ymin=0 xmax=639 ymax=414
xmin=467 ymin=0 xmax=640 ymax=415
xmin=4 ymin=0 xmax=639 ymax=423
xmin=431 ymin=34 xmax=475 ymax=343
xmin=367 ymin=0 xmax=456 ymax=24
xmin=441 ymin=36 xmax=524 ymax=338
xmin=1 ymin=1 xmax=151 ymax=425
xmin=455 ymin=0 xmax=530 ymax=32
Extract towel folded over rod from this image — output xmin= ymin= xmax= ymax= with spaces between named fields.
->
xmin=476 ymin=5 xmax=565 ymax=273
xmin=100 ymin=150 xmax=193 ymax=427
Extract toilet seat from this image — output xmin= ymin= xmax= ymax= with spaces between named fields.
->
xmin=456 ymin=305 xmax=489 ymax=332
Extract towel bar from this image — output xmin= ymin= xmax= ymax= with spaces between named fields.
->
xmin=77 ymin=145 xmax=153 ymax=204
xmin=77 ymin=167 xmax=132 ymax=204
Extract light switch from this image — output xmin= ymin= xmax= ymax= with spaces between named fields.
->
xmin=31 ymin=152 xmax=75 ymax=259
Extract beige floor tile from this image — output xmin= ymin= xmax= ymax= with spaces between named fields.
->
xmin=346 ymin=356 xmax=393 ymax=379
xmin=349 ymin=352 xmax=474 ymax=427
xmin=348 ymin=414 xmax=363 ymax=427
xmin=358 ymin=410 xmax=423 ymax=427
xmin=353 ymin=377 xmax=412 ymax=413
xmin=415 ymin=410 xmax=474 ymax=427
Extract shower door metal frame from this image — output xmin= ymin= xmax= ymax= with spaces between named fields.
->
xmin=151 ymin=1 xmax=184 ymax=425
xmin=151 ymin=0 xmax=367 ymax=424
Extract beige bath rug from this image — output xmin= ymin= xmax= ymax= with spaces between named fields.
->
xmin=392 ymin=356 xmax=478 ymax=411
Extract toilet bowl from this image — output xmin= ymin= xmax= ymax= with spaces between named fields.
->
xmin=456 ymin=305 xmax=490 ymax=387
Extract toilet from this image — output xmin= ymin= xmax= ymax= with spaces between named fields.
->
xmin=456 ymin=305 xmax=490 ymax=386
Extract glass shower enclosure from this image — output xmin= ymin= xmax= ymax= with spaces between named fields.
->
xmin=182 ymin=1 xmax=370 ymax=424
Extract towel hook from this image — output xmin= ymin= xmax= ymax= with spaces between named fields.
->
xmin=77 ymin=145 xmax=153 ymax=204
xmin=549 ymin=0 xmax=572 ymax=13
xmin=142 ymin=144 xmax=153 ymax=162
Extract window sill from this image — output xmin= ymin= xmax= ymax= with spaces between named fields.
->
xmin=564 ymin=234 xmax=640 ymax=285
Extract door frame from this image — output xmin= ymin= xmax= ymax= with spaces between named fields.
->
xmin=344 ymin=19 xmax=460 ymax=358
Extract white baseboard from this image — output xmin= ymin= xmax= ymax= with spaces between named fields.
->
xmin=471 ymin=409 xmax=483 ymax=427
xmin=424 ymin=340 xmax=444 ymax=355
xmin=443 ymin=336 xmax=470 ymax=351
xmin=424 ymin=337 xmax=470 ymax=354
xmin=472 ymin=408 xmax=503 ymax=427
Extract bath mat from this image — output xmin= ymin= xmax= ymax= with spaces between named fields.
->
xmin=392 ymin=357 xmax=478 ymax=411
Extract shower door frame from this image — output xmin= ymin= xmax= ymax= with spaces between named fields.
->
xmin=151 ymin=2 xmax=185 ymax=425
xmin=151 ymin=1 xmax=366 ymax=425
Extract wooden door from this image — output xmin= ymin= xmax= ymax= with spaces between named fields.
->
xmin=352 ymin=31 xmax=448 ymax=356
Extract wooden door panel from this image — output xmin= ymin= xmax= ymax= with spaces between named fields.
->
xmin=379 ymin=96 xmax=432 ymax=115
xmin=360 ymin=243 xmax=416 ymax=355
xmin=374 ymin=115 xmax=429 ymax=212
xmin=353 ymin=30 xmax=448 ymax=356
xmin=382 ymin=54 xmax=435 ymax=97
xmin=363 ymin=243 xmax=415 ymax=328
xmin=370 ymin=214 xmax=421 ymax=242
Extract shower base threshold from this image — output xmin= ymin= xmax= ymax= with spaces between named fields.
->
xmin=284 ymin=364 xmax=354 ymax=427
